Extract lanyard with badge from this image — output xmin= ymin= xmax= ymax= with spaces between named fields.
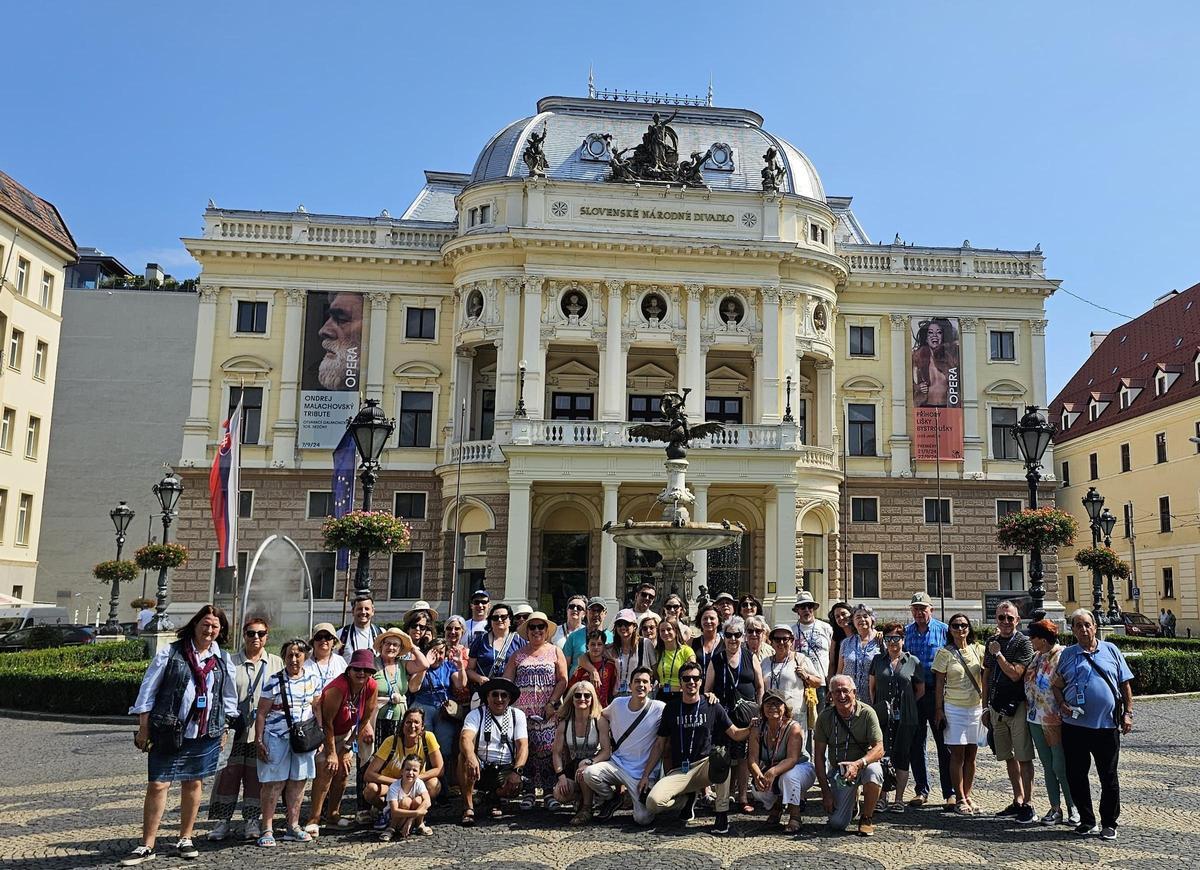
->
xmin=381 ymin=664 xmax=402 ymax=719
xmin=245 ymin=661 xmax=267 ymax=725
xmin=679 ymin=700 xmax=700 ymax=773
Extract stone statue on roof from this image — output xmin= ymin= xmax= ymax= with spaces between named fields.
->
xmin=761 ymin=146 xmax=786 ymax=193
xmin=523 ymin=124 xmax=549 ymax=178
xmin=604 ymin=110 xmax=709 ymax=188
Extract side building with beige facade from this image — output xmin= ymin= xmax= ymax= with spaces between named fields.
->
xmin=172 ymin=93 xmax=1057 ymax=627
xmin=0 ymin=170 xmax=77 ymax=601
xmin=1050 ymin=284 xmax=1200 ymax=634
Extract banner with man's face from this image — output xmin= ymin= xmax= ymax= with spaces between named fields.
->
xmin=299 ymin=291 xmax=363 ymax=449
xmin=910 ymin=316 xmax=964 ymax=461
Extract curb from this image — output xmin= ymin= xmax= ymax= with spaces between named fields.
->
xmin=0 ymin=707 xmax=132 ymax=726
xmin=1135 ymin=691 xmax=1200 ymax=701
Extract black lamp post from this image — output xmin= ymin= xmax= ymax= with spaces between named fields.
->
xmin=146 ymin=472 xmax=183 ymax=632
xmin=1081 ymin=485 xmax=1106 ymax=626
xmin=1099 ymin=506 xmax=1120 ymax=624
xmin=348 ymin=398 xmax=395 ymax=597
xmin=99 ymin=501 xmax=136 ymax=636
xmin=1011 ymin=405 xmax=1055 ymax=617
xmin=783 ymin=371 xmax=794 ymax=423
xmin=515 ymin=359 xmax=528 ymax=419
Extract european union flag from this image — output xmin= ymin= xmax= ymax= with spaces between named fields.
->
xmin=332 ymin=429 xmax=357 ymax=571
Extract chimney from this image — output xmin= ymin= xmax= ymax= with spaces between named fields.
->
xmin=145 ymin=263 xmax=164 ymax=284
xmin=1089 ymin=331 xmax=1109 ymax=352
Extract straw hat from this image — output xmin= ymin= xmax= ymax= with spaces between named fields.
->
xmin=373 ymin=627 xmax=414 ymax=656
xmin=518 ymin=610 xmax=558 ymax=640
xmin=402 ymin=600 xmax=439 ymax=624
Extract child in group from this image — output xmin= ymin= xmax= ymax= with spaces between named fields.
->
xmin=571 ymin=629 xmax=617 ymax=707
xmin=380 ymin=756 xmax=432 ymax=841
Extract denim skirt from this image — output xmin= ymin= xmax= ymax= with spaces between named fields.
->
xmin=148 ymin=735 xmax=222 ymax=782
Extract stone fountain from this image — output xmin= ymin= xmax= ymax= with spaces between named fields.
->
xmin=604 ymin=390 xmax=743 ymax=601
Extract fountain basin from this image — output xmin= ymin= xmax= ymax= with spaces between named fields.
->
xmin=606 ymin=521 xmax=742 ymax=561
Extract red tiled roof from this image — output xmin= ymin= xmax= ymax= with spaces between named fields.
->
xmin=1050 ymin=282 xmax=1200 ymax=444
xmin=0 ymin=169 xmax=76 ymax=257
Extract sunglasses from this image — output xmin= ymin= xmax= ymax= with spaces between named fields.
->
xmin=797 ymin=604 xmax=816 ymax=610
xmin=664 ymin=603 xmax=681 ymax=611
xmin=488 ymin=690 xmax=510 ymax=699
xmin=997 ymin=615 xmax=1017 ymax=623
xmin=724 ymin=632 xmax=743 ymax=639
xmin=567 ymin=604 xmax=585 ymax=611
xmin=950 ymin=623 xmax=970 ymax=630
xmin=771 ymin=635 xmax=793 ymax=643
xmin=640 ymin=591 xmax=656 ymax=599
xmin=575 ymin=694 xmax=592 ymax=701
xmin=680 ymin=675 xmax=702 ymax=683
xmin=313 ymin=634 xmax=335 ymax=642
xmin=615 ymin=621 xmax=634 ymax=628
xmin=527 ymin=624 xmax=548 ymax=632
xmin=243 ymin=629 xmax=268 ymax=638
xmin=350 ymin=667 xmax=374 ymax=675
xmin=884 ymin=635 xmax=903 ymax=643
xmin=490 ymin=614 xmax=510 ymax=621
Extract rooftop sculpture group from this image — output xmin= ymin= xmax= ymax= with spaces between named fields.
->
xmin=606 ymin=112 xmax=712 ymax=189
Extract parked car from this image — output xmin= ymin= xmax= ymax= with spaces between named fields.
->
xmin=0 ymin=605 xmax=71 ymax=635
xmin=0 ymin=624 xmax=96 ymax=652
xmin=1122 ymin=612 xmax=1162 ymax=637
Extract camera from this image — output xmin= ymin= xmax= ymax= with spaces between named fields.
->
xmin=1067 ymin=705 xmax=1083 ymax=719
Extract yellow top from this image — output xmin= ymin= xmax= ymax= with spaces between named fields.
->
xmin=372 ymin=731 xmax=440 ymax=779
xmin=932 ymin=643 xmax=985 ymax=709
xmin=655 ymin=645 xmax=697 ymax=693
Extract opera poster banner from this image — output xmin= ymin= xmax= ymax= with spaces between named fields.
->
xmin=299 ymin=291 xmax=363 ymax=449
xmin=911 ymin=316 xmax=964 ymax=461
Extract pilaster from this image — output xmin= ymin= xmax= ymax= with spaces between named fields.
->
xmin=181 ymin=284 xmax=220 ymax=466
xmin=270 ymin=287 xmax=307 ymax=467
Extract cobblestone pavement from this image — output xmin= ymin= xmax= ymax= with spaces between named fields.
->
xmin=2 ymin=699 xmax=1198 ymax=869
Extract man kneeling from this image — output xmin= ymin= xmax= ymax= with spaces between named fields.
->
xmin=814 ymin=674 xmax=885 ymax=836
xmin=458 ymin=678 xmax=528 ymax=826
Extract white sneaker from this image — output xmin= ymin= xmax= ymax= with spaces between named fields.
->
xmin=244 ymin=819 xmax=262 ymax=841
xmin=207 ymin=821 xmax=230 ymax=842
xmin=1065 ymin=808 xmax=1081 ymax=826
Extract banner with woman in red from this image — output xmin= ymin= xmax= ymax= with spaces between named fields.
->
xmin=911 ymin=316 xmax=963 ymax=461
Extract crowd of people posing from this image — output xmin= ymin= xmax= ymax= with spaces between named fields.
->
xmin=120 ymin=584 xmax=1136 ymax=865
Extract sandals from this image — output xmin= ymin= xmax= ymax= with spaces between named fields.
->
xmin=256 ymin=832 xmax=276 ymax=848
xmin=378 ymin=829 xmax=395 ymax=842
xmin=303 ymin=822 xmax=320 ymax=838
xmin=740 ymin=802 xmax=755 ymax=815
xmin=785 ymin=817 xmax=802 ymax=834
xmin=956 ymin=801 xmax=974 ymax=815
xmin=416 ymin=823 xmax=433 ymax=836
xmin=518 ymin=797 xmax=535 ymax=811
xmin=545 ymin=797 xmax=563 ymax=812
xmin=889 ymin=803 xmax=906 ymax=814
xmin=460 ymin=809 xmax=476 ymax=827
xmin=490 ymin=805 xmax=504 ymax=819
xmin=766 ymin=808 xmax=783 ymax=825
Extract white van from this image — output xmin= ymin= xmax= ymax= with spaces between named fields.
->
xmin=0 ymin=605 xmax=71 ymax=635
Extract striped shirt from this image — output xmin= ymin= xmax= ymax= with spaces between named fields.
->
xmin=261 ymin=670 xmax=320 ymax=738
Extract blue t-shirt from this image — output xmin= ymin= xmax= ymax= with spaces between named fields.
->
xmin=563 ymin=626 xmax=613 ymax=673
xmin=468 ymin=631 xmax=526 ymax=679
xmin=412 ymin=659 xmax=457 ymax=707
xmin=904 ymin=619 xmax=948 ymax=685
xmin=1055 ymin=641 xmax=1132 ymax=731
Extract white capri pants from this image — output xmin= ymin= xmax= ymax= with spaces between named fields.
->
xmin=582 ymin=760 xmax=654 ymax=826
xmin=751 ymin=760 xmax=816 ymax=809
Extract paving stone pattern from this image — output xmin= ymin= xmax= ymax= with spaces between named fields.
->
xmin=2 ymin=700 xmax=1198 ymax=869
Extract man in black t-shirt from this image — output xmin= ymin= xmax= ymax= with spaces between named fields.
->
xmin=982 ymin=600 xmax=1036 ymax=823
xmin=638 ymin=661 xmax=756 ymax=835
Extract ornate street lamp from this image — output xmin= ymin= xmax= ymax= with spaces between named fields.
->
xmin=1099 ymin=506 xmax=1120 ymax=624
xmin=99 ymin=501 xmax=136 ymax=636
xmin=1011 ymin=405 xmax=1055 ymax=616
xmin=146 ymin=472 xmax=183 ymax=632
xmin=348 ymin=398 xmax=395 ymax=597
xmin=515 ymin=359 xmax=528 ymax=419
xmin=1081 ymin=485 xmax=1106 ymax=626
xmin=783 ymin=371 xmax=794 ymax=423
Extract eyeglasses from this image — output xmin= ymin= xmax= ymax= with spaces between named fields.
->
xmin=488 ymin=690 xmax=510 ymax=699
xmin=797 ymin=604 xmax=816 ymax=610
xmin=680 ymin=675 xmax=702 ymax=683
xmin=349 ymin=667 xmax=374 ymax=675
xmin=490 ymin=614 xmax=510 ymax=622
xmin=884 ymin=635 xmax=903 ymax=643
xmin=527 ymin=624 xmax=547 ymax=632
xmin=664 ymin=603 xmax=681 ymax=611
xmin=567 ymin=604 xmax=585 ymax=611
xmin=472 ymin=600 xmax=489 ymax=606
xmin=724 ymin=632 xmax=743 ymax=639
xmin=575 ymin=694 xmax=593 ymax=701
xmin=747 ymin=628 xmax=764 ymax=634
xmin=243 ymin=629 xmax=268 ymax=638
xmin=997 ymin=615 xmax=1017 ymax=623
xmin=313 ymin=635 xmax=334 ymax=643
xmin=640 ymin=591 xmax=656 ymax=599
xmin=950 ymin=623 xmax=970 ymax=630
xmin=771 ymin=635 xmax=793 ymax=644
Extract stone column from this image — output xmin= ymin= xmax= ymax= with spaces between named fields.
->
xmin=181 ymin=284 xmax=219 ymax=465
xmin=888 ymin=313 xmax=911 ymax=475
xmin=771 ymin=485 xmax=798 ymax=623
xmin=452 ymin=347 xmax=474 ymax=440
xmin=599 ymin=482 xmax=620 ymax=610
xmin=760 ymin=286 xmax=781 ymax=423
xmin=521 ymin=276 xmax=546 ymax=419
xmin=504 ymin=481 xmax=533 ymax=605
xmin=815 ymin=360 xmax=834 ymax=448
xmin=780 ymin=290 xmax=799 ymax=413
xmin=691 ymin=482 xmax=709 ymax=595
xmin=497 ymin=278 xmax=521 ymax=419
xmin=1031 ymin=318 xmax=1052 ymax=471
xmin=602 ymin=280 xmax=623 ymax=421
xmin=960 ymin=317 xmax=983 ymax=475
xmin=684 ymin=284 xmax=705 ymax=421
xmin=270 ymin=288 xmax=306 ymax=467
xmin=366 ymin=292 xmax=389 ymax=403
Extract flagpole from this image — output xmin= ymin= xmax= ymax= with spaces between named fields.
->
xmin=231 ymin=380 xmax=244 ymax=631
xmin=449 ymin=399 xmax=466 ymax=616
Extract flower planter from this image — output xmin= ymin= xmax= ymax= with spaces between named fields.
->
xmin=996 ymin=507 xmax=1078 ymax=552
xmin=134 ymin=543 xmax=189 ymax=571
xmin=322 ymin=510 xmax=412 ymax=554
xmin=93 ymin=559 xmax=139 ymax=585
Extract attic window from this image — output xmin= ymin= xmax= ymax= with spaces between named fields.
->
xmin=1155 ymin=371 xmax=1168 ymax=396
xmin=1120 ymin=335 xmax=1127 ymax=343
xmin=1177 ymin=337 xmax=1184 ymax=347
xmin=1141 ymin=353 xmax=1149 ymax=361
xmin=1111 ymin=366 xmax=1118 ymax=374
xmin=1186 ymin=301 xmax=1193 ymax=311
xmin=1087 ymin=378 xmax=1094 ymax=386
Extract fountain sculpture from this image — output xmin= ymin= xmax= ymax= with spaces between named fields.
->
xmin=604 ymin=389 xmax=744 ymax=600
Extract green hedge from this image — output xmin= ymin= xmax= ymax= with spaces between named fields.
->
xmin=0 ymin=640 xmax=148 ymax=715
xmin=1129 ymin=650 xmax=1200 ymax=695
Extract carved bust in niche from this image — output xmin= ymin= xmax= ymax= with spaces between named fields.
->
xmin=561 ymin=290 xmax=588 ymax=321
xmin=466 ymin=289 xmax=484 ymax=320
xmin=719 ymin=296 xmax=744 ymax=326
xmin=640 ymin=293 xmax=667 ymax=324
xmin=812 ymin=303 xmax=827 ymax=334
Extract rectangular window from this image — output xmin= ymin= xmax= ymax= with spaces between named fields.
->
xmin=405 ymin=307 xmax=437 ymax=340
xmin=1120 ymin=443 xmax=1131 ymax=472
xmin=393 ymin=491 xmax=427 ymax=519
xmin=40 ymin=272 xmax=53 ymax=308
xmin=16 ymin=493 xmax=33 ymax=545
xmin=398 ymin=391 xmax=434 ymax=446
xmin=1066 ymin=574 xmax=1076 ymax=602
xmin=0 ymin=489 xmax=6 ymax=543
xmin=924 ymin=498 xmax=951 ymax=524
xmin=628 ymin=394 xmax=663 ymax=423
xmin=1061 ymin=461 xmax=1070 ymax=486
xmin=304 ymin=552 xmax=336 ymax=599
xmin=228 ymin=387 xmax=263 ymax=445
xmin=1156 ymin=432 xmax=1167 ymax=464
xmin=925 ymin=554 xmax=953 ymax=598
xmin=478 ymin=389 xmax=495 ymax=440
xmin=1163 ymin=567 xmax=1175 ymax=599
xmin=851 ymin=553 xmax=880 ymax=598
xmin=990 ymin=407 xmax=1019 ymax=460
xmin=7 ymin=329 xmax=23 ymax=370
xmin=307 ymin=490 xmax=334 ymax=519
xmin=989 ymin=330 xmax=1015 ymax=360
xmin=479 ymin=204 xmax=491 ymax=224
xmin=550 ymin=392 xmax=594 ymax=421
xmin=847 ymin=403 xmax=876 ymax=456
xmin=235 ymin=300 xmax=269 ymax=334
xmin=1196 ymin=421 xmax=1200 ymax=453
xmin=24 ymin=416 xmax=40 ymax=460
xmin=0 ymin=407 xmax=13 ymax=452
xmin=237 ymin=490 xmax=253 ymax=519
xmin=848 ymin=325 xmax=875 ymax=357
xmin=1089 ymin=453 xmax=1098 ymax=480
xmin=1123 ymin=502 xmax=1133 ymax=538
xmin=999 ymin=555 xmax=1025 ymax=591
xmin=33 ymin=341 xmax=47 ymax=381
xmin=850 ymin=496 xmax=878 ymax=523
xmin=704 ymin=397 xmax=743 ymax=425
xmin=389 ymin=552 xmax=423 ymax=599
xmin=16 ymin=258 xmax=29 ymax=295
xmin=214 ymin=552 xmax=249 ymax=596
xmin=996 ymin=499 xmax=1022 ymax=520
xmin=1159 ymin=496 xmax=1172 ymax=532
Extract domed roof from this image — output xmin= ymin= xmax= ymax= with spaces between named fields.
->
xmin=468 ymin=96 xmax=824 ymax=200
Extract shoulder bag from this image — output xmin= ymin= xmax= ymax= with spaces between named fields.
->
xmin=279 ymin=671 xmax=325 ymax=754
xmin=1081 ymin=646 xmax=1126 ymax=728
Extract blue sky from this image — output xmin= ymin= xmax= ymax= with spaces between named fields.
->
xmin=8 ymin=2 xmax=1199 ymax=395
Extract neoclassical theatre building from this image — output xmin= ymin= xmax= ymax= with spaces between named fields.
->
xmin=173 ymin=91 xmax=1058 ymax=625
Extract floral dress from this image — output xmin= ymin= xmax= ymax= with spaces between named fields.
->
xmin=511 ymin=642 xmax=560 ymax=789
xmin=841 ymin=634 xmax=881 ymax=700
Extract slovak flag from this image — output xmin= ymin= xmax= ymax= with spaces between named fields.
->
xmin=331 ymin=429 xmax=357 ymax=571
xmin=209 ymin=394 xmax=243 ymax=570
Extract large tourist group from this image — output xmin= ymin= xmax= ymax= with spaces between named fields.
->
xmin=119 ymin=584 xmax=1135 ymax=865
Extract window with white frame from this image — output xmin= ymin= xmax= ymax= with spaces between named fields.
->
xmin=40 ymin=272 xmax=53 ymax=308
xmin=1120 ymin=443 xmax=1131 ymax=472
xmin=24 ymin=416 xmax=40 ymax=460
xmin=16 ymin=258 xmax=29 ymax=296
xmin=925 ymin=553 xmax=953 ymax=597
xmin=238 ymin=490 xmax=253 ymax=519
xmin=235 ymin=300 xmax=269 ymax=334
xmin=228 ymin=387 xmax=263 ymax=445
xmin=16 ymin=493 xmax=33 ymax=545
xmin=33 ymin=341 xmax=47 ymax=380
xmin=924 ymin=498 xmax=951 ymax=524
xmin=989 ymin=330 xmax=1016 ymax=361
xmin=851 ymin=553 xmax=880 ymax=598
xmin=850 ymin=496 xmax=878 ymax=523
xmin=1155 ymin=370 xmax=1168 ymax=395
xmin=848 ymin=325 xmax=875 ymax=357
xmin=304 ymin=552 xmax=336 ymax=599
xmin=990 ymin=407 xmax=1019 ymax=459
xmin=393 ymin=491 xmax=427 ymax=519
xmin=398 ymin=391 xmax=434 ymax=446
xmin=847 ymin=404 xmax=876 ymax=456
xmin=0 ymin=489 xmax=6 ymax=543
xmin=7 ymin=329 xmax=23 ymax=370
xmin=999 ymin=555 xmax=1025 ymax=591
xmin=405 ymin=308 xmax=437 ymax=340
xmin=307 ymin=491 xmax=334 ymax=519
xmin=0 ymin=407 xmax=13 ymax=452
xmin=996 ymin=499 xmax=1022 ymax=520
